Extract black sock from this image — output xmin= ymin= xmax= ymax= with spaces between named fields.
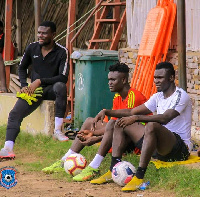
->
xmin=110 ymin=156 xmax=122 ymax=172
xmin=135 ymin=167 xmax=147 ymax=179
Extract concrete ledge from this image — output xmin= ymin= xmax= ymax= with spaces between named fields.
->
xmin=0 ymin=93 xmax=55 ymax=136
xmin=191 ymin=126 xmax=200 ymax=144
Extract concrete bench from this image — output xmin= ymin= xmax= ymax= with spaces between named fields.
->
xmin=191 ymin=126 xmax=200 ymax=144
xmin=0 ymin=93 xmax=55 ymax=136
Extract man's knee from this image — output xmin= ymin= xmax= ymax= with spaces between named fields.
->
xmin=8 ymin=110 xmax=15 ymax=122
xmin=111 ymin=120 xmax=124 ymax=133
xmin=84 ymin=117 xmax=94 ymax=125
xmin=53 ymin=82 xmax=67 ymax=94
xmin=8 ymin=108 xmax=22 ymax=125
xmin=105 ymin=119 xmax=115 ymax=132
xmin=145 ymin=122 xmax=160 ymax=135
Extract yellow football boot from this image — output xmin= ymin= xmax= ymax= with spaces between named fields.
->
xmin=121 ymin=176 xmax=143 ymax=192
xmin=90 ymin=170 xmax=112 ymax=184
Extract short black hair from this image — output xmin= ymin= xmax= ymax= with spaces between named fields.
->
xmin=156 ymin=62 xmax=175 ymax=77
xmin=0 ymin=21 xmax=3 ymax=27
xmin=39 ymin=21 xmax=56 ymax=33
xmin=109 ymin=62 xmax=129 ymax=73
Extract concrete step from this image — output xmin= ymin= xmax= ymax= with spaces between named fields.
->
xmin=191 ymin=126 xmax=200 ymax=145
xmin=0 ymin=93 xmax=55 ymax=136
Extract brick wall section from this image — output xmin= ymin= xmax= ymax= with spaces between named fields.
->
xmin=118 ymin=48 xmax=138 ymax=83
xmin=118 ymin=48 xmax=200 ymax=127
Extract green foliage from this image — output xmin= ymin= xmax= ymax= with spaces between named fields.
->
xmin=0 ymin=125 xmax=200 ymax=196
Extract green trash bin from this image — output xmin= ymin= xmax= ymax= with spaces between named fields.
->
xmin=72 ymin=49 xmax=118 ymax=128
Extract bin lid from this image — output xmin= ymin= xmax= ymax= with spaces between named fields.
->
xmin=71 ymin=49 xmax=118 ymax=60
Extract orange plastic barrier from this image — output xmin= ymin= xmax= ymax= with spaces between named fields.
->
xmin=138 ymin=7 xmax=167 ymax=57
xmin=130 ymin=0 xmax=176 ymax=99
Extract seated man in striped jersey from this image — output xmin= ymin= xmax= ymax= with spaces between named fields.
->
xmin=42 ymin=62 xmax=146 ymax=182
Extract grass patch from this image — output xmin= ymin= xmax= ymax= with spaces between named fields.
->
xmin=0 ymin=125 xmax=200 ymax=196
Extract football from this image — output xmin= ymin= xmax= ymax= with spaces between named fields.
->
xmin=112 ymin=161 xmax=136 ymax=186
xmin=64 ymin=153 xmax=87 ymax=176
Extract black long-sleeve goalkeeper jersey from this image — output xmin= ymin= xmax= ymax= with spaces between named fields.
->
xmin=18 ymin=42 xmax=69 ymax=87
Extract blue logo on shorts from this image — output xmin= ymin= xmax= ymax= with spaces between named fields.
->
xmin=0 ymin=166 xmax=18 ymax=189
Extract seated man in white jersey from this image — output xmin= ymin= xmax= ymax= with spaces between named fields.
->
xmin=90 ymin=62 xmax=192 ymax=192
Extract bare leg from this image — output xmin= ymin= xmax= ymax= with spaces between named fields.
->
xmin=112 ymin=122 xmax=145 ymax=157
xmin=89 ymin=123 xmax=144 ymax=184
xmin=72 ymin=119 xmax=110 ymax=181
xmin=139 ymin=122 xmax=176 ymax=168
xmin=97 ymin=119 xmax=116 ymax=157
xmin=121 ymin=122 xmax=177 ymax=191
xmin=71 ymin=117 xmax=106 ymax=153
xmin=81 ymin=119 xmax=116 ymax=171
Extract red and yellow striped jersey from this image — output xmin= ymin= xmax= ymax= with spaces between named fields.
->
xmin=111 ymin=88 xmax=146 ymax=120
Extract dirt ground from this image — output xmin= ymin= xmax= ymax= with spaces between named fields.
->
xmin=0 ymin=153 xmax=177 ymax=197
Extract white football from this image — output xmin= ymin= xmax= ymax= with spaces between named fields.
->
xmin=64 ymin=153 xmax=87 ymax=176
xmin=112 ymin=161 xmax=136 ymax=186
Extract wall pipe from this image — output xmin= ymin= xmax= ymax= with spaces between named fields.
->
xmin=177 ymin=0 xmax=187 ymax=91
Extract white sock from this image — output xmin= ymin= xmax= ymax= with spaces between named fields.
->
xmin=55 ymin=117 xmax=63 ymax=131
xmin=4 ymin=141 xmax=14 ymax=151
xmin=89 ymin=154 xmax=104 ymax=169
xmin=61 ymin=149 xmax=76 ymax=161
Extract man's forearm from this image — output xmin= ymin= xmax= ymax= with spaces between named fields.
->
xmin=40 ymin=74 xmax=68 ymax=85
xmin=105 ymin=109 xmax=132 ymax=118
xmin=135 ymin=113 xmax=174 ymax=125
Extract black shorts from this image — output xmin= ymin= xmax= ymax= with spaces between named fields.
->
xmin=125 ymin=133 xmax=190 ymax=161
xmin=124 ymin=136 xmax=144 ymax=154
xmin=155 ymin=133 xmax=190 ymax=162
